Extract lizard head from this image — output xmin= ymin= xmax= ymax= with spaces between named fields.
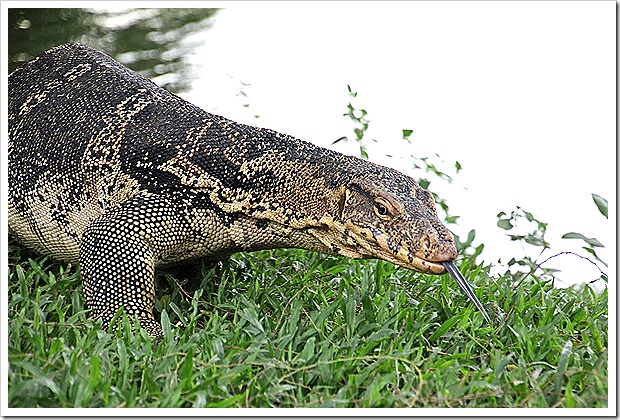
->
xmin=312 ymin=162 xmax=491 ymax=322
xmin=321 ymin=165 xmax=457 ymax=275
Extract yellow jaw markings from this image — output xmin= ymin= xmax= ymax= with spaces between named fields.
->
xmin=407 ymin=256 xmax=447 ymax=274
xmin=347 ymin=224 xmax=447 ymax=275
xmin=311 ymin=216 xmax=448 ymax=275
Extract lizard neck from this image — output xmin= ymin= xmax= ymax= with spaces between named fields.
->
xmin=158 ymin=118 xmax=360 ymax=260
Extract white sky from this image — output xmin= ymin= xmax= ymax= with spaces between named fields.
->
xmin=180 ymin=2 xmax=615 ymax=288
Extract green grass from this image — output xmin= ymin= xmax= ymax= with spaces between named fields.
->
xmin=7 ymin=241 xmax=608 ymax=408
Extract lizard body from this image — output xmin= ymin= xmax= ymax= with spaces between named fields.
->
xmin=9 ymin=43 xmax=475 ymax=337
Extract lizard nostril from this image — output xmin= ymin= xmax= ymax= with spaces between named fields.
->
xmin=418 ymin=234 xmax=435 ymax=259
xmin=421 ymin=235 xmax=432 ymax=251
xmin=417 ymin=229 xmax=457 ymax=262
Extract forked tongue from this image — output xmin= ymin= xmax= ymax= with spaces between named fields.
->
xmin=442 ymin=261 xmax=491 ymax=323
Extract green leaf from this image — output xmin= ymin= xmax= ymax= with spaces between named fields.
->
xmin=445 ymin=215 xmax=460 ymax=224
xmin=418 ymin=178 xmax=430 ymax=189
xmin=551 ymin=340 xmax=572 ymax=406
xmin=582 ymin=247 xmax=608 ymax=267
xmin=592 ymin=194 xmax=608 ymax=218
xmin=362 ymin=293 xmax=375 ymax=324
xmin=429 ymin=315 xmax=461 ymax=342
xmin=87 ymin=354 xmax=101 ymax=393
xmin=564 ymin=379 xmax=576 ymax=408
xmin=140 ymin=367 xmax=159 ymax=395
xmin=497 ymin=219 xmax=513 ymax=230
xmin=205 ymin=394 xmax=245 ymax=408
xmin=524 ymin=235 xmax=545 ymax=247
xmin=296 ymin=336 xmax=316 ymax=363
xmin=181 ymin=348 xmax=194 ymax=385
xmin=562 ymin=232 xmax=604 ymax=248
xmin=455 ymin=161 xmax=462 ymax=172
xmin=239 ymin=307 xmax=265 ymax=334
xmin=402 ymin=129 xmax=413 ymax=138
xmin=161 ymin=309 xmax=173 ymax=341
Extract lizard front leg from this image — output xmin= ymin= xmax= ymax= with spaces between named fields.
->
xmin=79 ymin=195 xmax=191 ymax=338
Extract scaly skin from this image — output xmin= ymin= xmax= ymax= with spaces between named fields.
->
xmin=8 ymin=43 xmax=457 ymax=337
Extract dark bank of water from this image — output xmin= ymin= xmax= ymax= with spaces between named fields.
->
xmin=8 ymin=8 xmax=218 ymax=94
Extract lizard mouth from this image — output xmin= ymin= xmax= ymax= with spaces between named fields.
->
xmin=406 ymin=255 xmax=448 ymax=274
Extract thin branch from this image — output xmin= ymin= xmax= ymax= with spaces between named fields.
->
xmin=521 ymin=251 xmax=607 ymax=285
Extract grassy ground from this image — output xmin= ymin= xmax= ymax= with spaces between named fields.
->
xmin=7 ymin=239 xmax=608 ymax=408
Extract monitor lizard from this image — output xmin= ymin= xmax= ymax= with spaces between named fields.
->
xmin=8 ymin=43 xmax=488 ymax=337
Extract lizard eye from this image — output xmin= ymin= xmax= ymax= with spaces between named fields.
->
xmin=374 ymin=197 xmax=392 ymax=219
